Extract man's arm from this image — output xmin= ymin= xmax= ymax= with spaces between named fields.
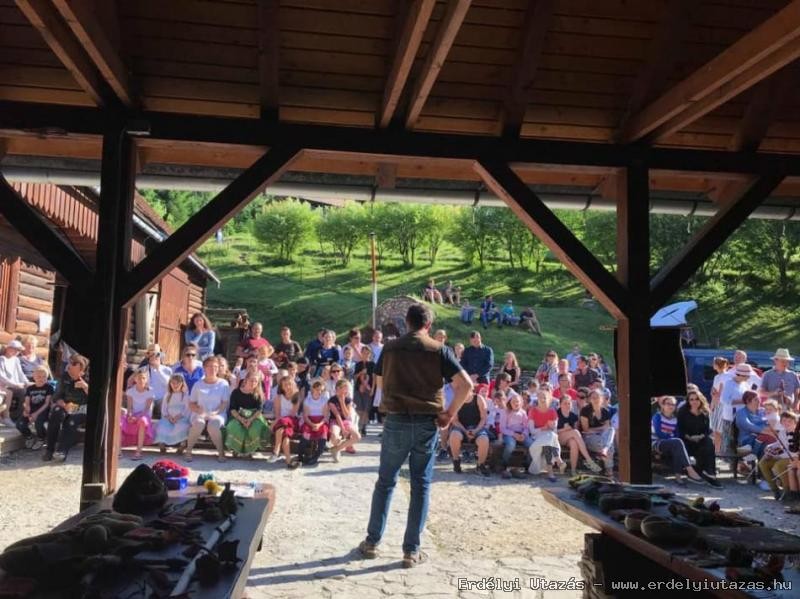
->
xmin=441 ymin=369 xmax=473 ymax=427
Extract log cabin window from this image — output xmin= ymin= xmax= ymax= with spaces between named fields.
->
xmin=0 ymin=257 xmax=21 ymax=332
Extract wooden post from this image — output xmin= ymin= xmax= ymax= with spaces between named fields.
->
xmin=80 ymin=121 xmax=135 ymax=508
xmin=615 ymin=163 xmax=652 ymax=484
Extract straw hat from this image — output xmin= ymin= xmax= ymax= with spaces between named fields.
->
xmin=772 ymin=348 xmax=794 ymax=361
xmin=5 ymin=340 xmax=23 ymax=351
xmin=734 ymin=363 xmax=753 ymax=377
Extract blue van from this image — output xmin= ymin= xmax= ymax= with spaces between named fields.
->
xmin=683 ymin=349 xmax=776 ymax=398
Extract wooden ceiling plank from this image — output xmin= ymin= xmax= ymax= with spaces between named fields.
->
xmin=51 ymin=0 xmax=134 ymax=106
xmin=621 ymin=0 xmax=800 ymax=143
xmin=14 ymin=0 xmax=105 ymax=105
xmin=501 ymin=0 xmax=555 ymax=138
xmin=616 ymin=0 xmax=692 ymax=139
xmin=257 ymin=0 xmax=279 ymax=120
xmin=379 ymin=0 xmax=436 ymax=128
xmin=404 ymin=0 xmax=472 ymax=129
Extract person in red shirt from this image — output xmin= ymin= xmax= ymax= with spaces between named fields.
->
xmin=236 ymin=322 xmax=270 ymax=359
xmin=552 ymin=373 xmax=578 ymax=409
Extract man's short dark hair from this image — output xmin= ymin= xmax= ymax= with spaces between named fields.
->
xmin=406 ymin=303 xmax=433 ymax=331
xmin=469 ymin=330 xmax=481 ymax=339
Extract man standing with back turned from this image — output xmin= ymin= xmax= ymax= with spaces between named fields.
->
xmin=358 ymin=303 xmax=473 ymax=568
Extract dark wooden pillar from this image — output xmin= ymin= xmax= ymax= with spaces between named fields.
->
xmin=80 ymin=121 xmax=135 ymax=508
xmin=615 ymin=163 xmax=652 ymax=483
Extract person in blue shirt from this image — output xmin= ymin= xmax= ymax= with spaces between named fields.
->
xmin=459 ymin=331 xmax=494 ymax=385
xmin=184 ymin=312 xmax=216 ymax=360
xmin=735 ymin=390 xmax=770 ymax=458
xmin=173 ymin=345 xmax=204 ymax=392
xmin=500 ymin=300 xmax=519 ymax=326
xmin=651 ymin=396 xmax=705 ymax=485
xmin=479 ymin=295 xmax=501 ymax=329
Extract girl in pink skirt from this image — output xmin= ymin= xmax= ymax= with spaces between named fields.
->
xmin=270 ymin=375 xmax=301 ymax=468
xmin=121 ymin=368 xmax=155 ymax=459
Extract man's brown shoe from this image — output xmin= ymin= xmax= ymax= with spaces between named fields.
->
xmin=402 ymin=550 xmax=429 ymax=569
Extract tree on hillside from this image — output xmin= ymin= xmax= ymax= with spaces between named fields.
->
xmin=495 ymin=208 xmax=533 ymax=268
xmin=251 ymin=199 xmax=316 ymax=262
xmin=365 ymin=203 xmax=394 ymax=266
xmin=737 ymin=219 xmax=800 ymax=293
xmin=448 ymin=206 xmax=498 ymax=267
xmin=139 ymin=189 xmax=213 ymax=228
xmin=582 ymin=211 xmax=616 ymax=269
xmin=388 ymin=204 xmax=426 ymax=266
xmin=320 ymin=202 xmax=366 ymax=266
xmin=419 ymin=205 xmax=453 ymax=265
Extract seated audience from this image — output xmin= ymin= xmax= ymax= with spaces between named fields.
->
xmin=16 ymin=365 xmax=52 ymax=448
xmin=677 ymin=389 xmax=721 ymax=487
xmin=486 ymin=388 xmax=505 ymax=440
xmin=494 ymin=373 xmax=520 ymax=405
xmin=120 ymin=368 xmax=156 ymax=460
xmin=443 ymin=281 xmax=461 ymax=305
xmin=0 ymin=339 xmax=28 ymax=425
xmin=652 ymin=395 xmax=705 ymax=485
xmin=354 ymin=346 xmax=376 ymax=437
xmin=499 ymin=394 xmax=533 ymax=478
xmin=423 ymin=278 xmax=443 ymax=304
xmin=760 ymin=348 xmax=799 ymax=411
xmin=460 ymin=300 xmax=475 ymax=324
xmin=519 ymin=306 xmax=542 ymax=336
xmin=225 ymin=371 xmax=269 ymax=458
xmin=460 ymin=331 xmax=493 ymax=384
xmin=304 ymin=328 xmax=327 ymax=364
xmin=155 ymin=374 xmax=191 ymax=454
xmin=173 ymin=345 xmax=204 ymax=392
xmin=186 ymin=356 xmax=230 ymax=463
xmin=343 ymin=328 xmax=366 ymax=364
xmin=553 ymin=373 xmax=578 ymax=409
xmin=328 ymin=379 xmax=361 ymax=462
xmin=271 ymin=375 xmax=302 ymax=468
xmin=580 ymin=390 xmax=615 ymax=475
xmin=449 ymin=386 xmax=490 ymax=476
xmin=500 ymin=351 xmax=521 ymax=387
xmin=735 ymin=390 xmax=770 ymax=458
xmin=142 ymin=344 xmax=171 ymax=411
xmin=759 ymin=411 xmax=799 ymax=501
xmin=44 ymin=354 xmax=89 ymax=462
xmin=555 ymin=395 xmax=601 ymax=476
xmin=528 ymin=388 xmax=565 ymax=481
xmin=536 ymin=351 xmax=559 ymax=388
xmin=480 ymin=295 xmax=501 ymax=329
xmin=573 ymin=355 xmax=601 ymax=390
xmin=216 ymin=355 xmax=238 ymax=388
xmin=19 ymin=335 xmax=45 ymax=382
xmin=274 ymin=326 xmax=303 ymax=369
xmin=296 ymin=378 xmax=330 ymax=466
xmin=236 ymin=322 xmax=270 ymax=359
xmin=500 ymin=300 xmax=519 ymax=326
xmin=313 ymin=330 xmax=340 ymax=377
xmin=340 ymin=346 xmax=356 ymax=381
xmin=184 ymin=312 xmax=216 ymax=360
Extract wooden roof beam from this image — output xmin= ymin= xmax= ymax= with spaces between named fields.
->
xmin=51 ymin=0 xmax=135 ymax=107
xmin=501 ymin=0 xmax=555 ymax=138
xmin=14 ymin=0 xmax=108 ymax=106
xmin=405 ymin=0 xmax=472 ymax=129
xmin=616 ymin=0 xmax=693 ymax=139
xmin=379 ymin=0 xmax=436 ymax=128
xmin=257 ymin=0 xmax=280 ymax=121
xmin=621 ymin=0 xmax=800 ymax=144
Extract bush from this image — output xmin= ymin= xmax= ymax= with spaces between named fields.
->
xmin=251 ymin=200 xmax=317 ymax=262
xmin=505 ymin=270 xmax=530 ymax=294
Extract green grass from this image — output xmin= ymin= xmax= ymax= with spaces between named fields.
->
xmin=199 ymin=235 xmax=616 ymax=369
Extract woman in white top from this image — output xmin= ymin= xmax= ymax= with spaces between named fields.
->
xmin=709 ymin=356 xmax=729 ymax=453
xmin=143 ymin=350 xmax=172 ymax=410
xmin=186 ymin=356 xmax=230 ymax=462
xmin=120 ymin=369 xmax=155 ymax=460
xmin=294 ymin=379 xmax=330 ymax=466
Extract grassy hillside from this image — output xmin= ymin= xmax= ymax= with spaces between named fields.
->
xmin=198 ymin=235 xmax=615 ymax=371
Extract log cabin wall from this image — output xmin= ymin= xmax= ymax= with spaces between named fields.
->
xmin=0 ymin=254 xmax=54 ymax=359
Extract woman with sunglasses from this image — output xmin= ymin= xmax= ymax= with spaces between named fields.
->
xmin=677 ymin=390 xmax=721 ymax=487
xmin=173 ymin=345 xmax=204 ymax=392
xmin=652 ymin=396 xmax=705 ymax=485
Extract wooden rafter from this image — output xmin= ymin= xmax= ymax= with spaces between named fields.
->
xmin=121 ymin=145 xmax=304 ymax=307
xmin=14 ymin=0 xmax=107 ymax=106
xmin=474 ymin=159 xmax=630 ymax=319
xmin=621 ymin=0 xmax=800 ymax=143
xmin=616 ymin=0 xmax=693 ymax=139
xmin=650 ymin=173 xmax=785 ymax=312
xmin=257 ymin=0 xmax=280 ymax=120
xmin=51 ymin=0 xmax=135 ymax=107
xmin=379 ymin=0 xmax=436 ymax=128
xmin=501 ymin=0 xmax=554 ymax=138
xmin=709 ymin=70 xmax=791 ymax=205
xmin=405 ymin=0 xmax=472 ymax=129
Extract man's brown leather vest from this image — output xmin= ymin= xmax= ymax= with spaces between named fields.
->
xmin=380 ymin=331 xmax=445 ymax=415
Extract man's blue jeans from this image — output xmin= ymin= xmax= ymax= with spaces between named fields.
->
xmin=366 ymin=413 xmax=438 ymax=554
xmin=481 ymin=310 xmax=500 ymax=328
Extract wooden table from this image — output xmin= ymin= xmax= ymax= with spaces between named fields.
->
xmin=543 ymin=488 xmax=799 ymax=599
xmin=12 ymin=483 xmax=275 ymax=599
